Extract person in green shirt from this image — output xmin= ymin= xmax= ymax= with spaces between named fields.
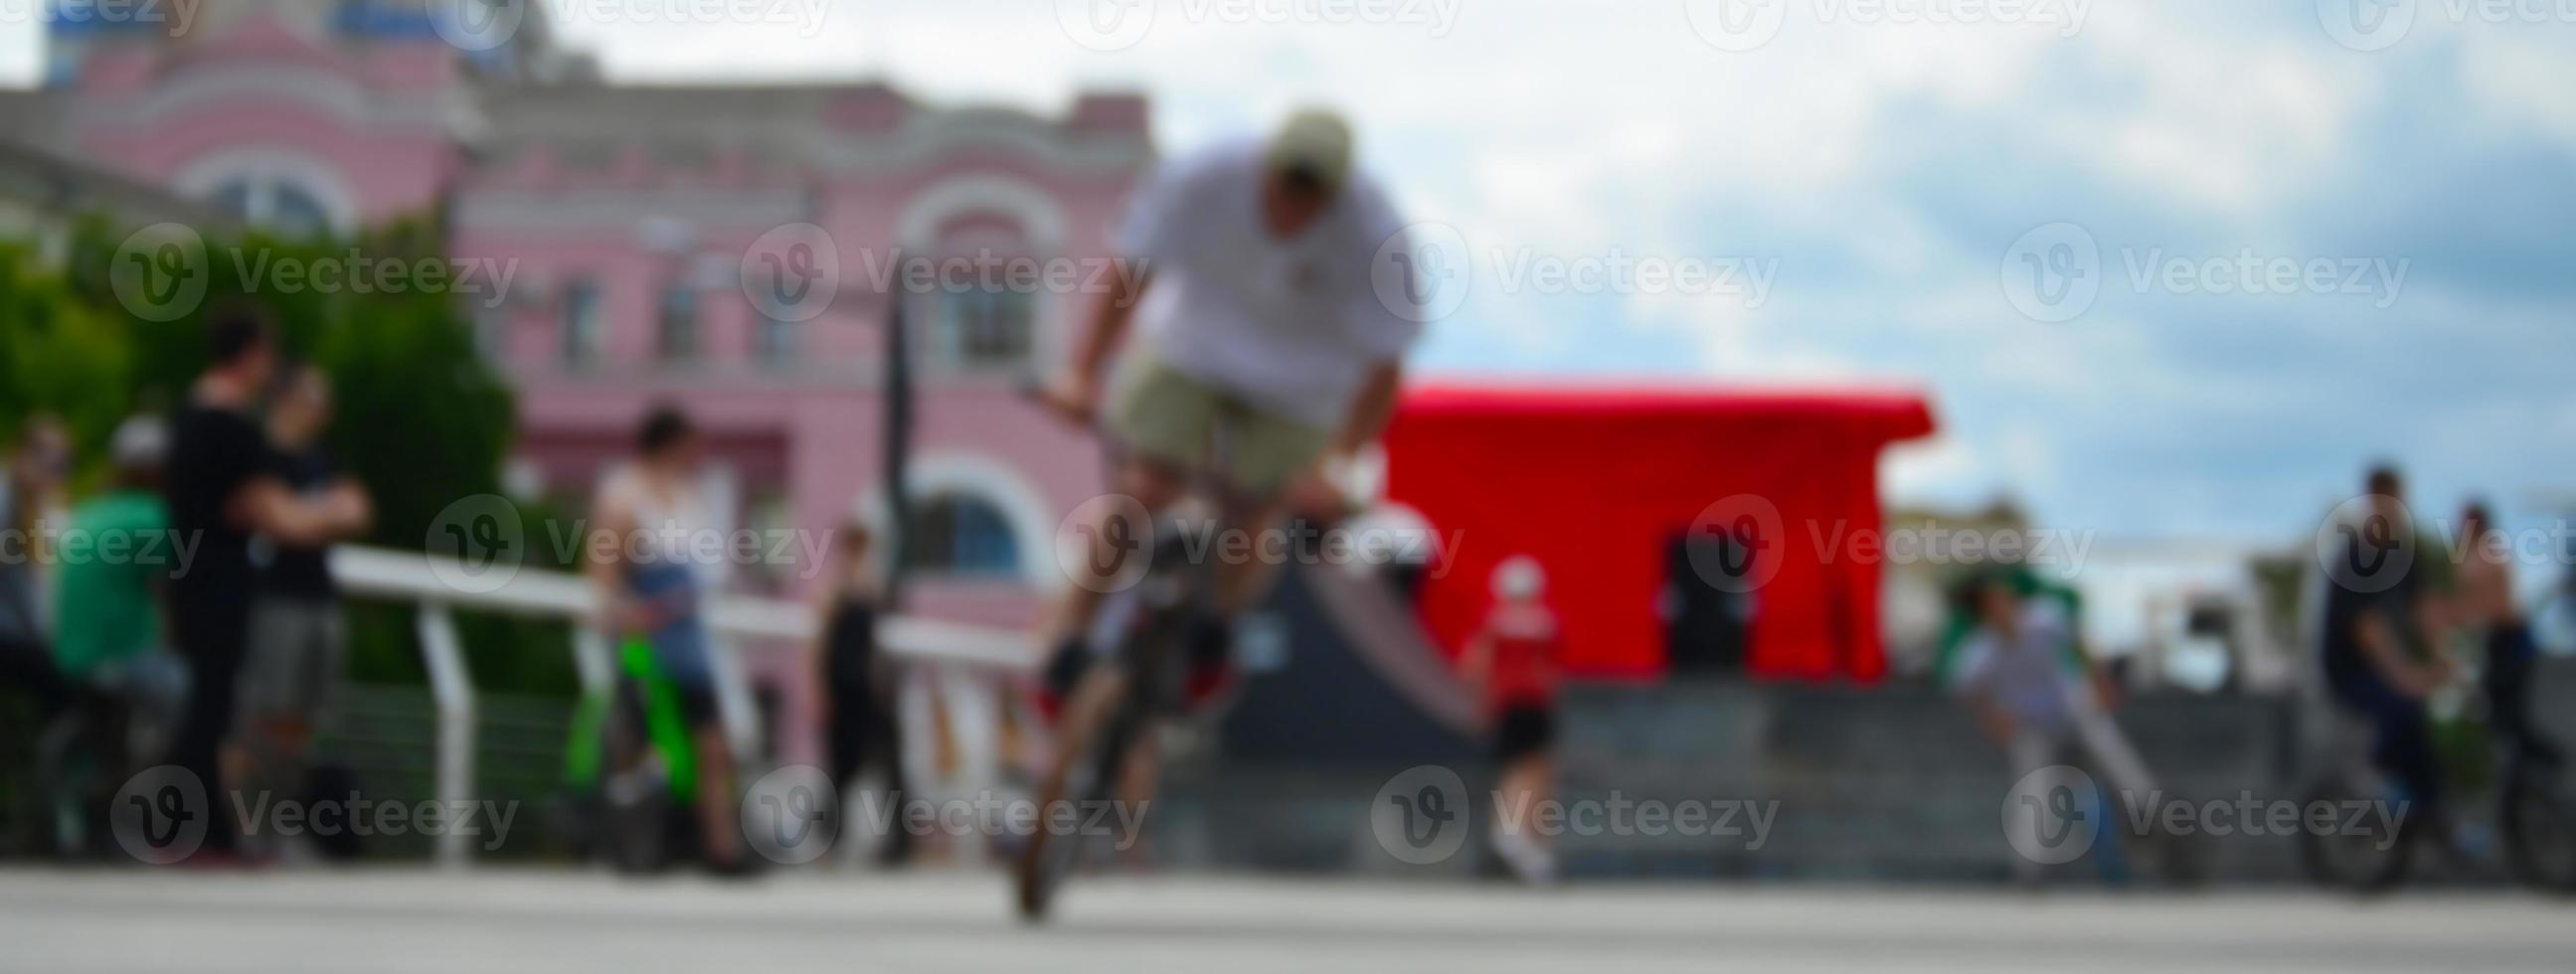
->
xmin=52 ymin=416 xmax=182 ymax=695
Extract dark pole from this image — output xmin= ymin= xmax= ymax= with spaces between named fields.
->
xmin=880 ymin=262 xmax=917 ymax=612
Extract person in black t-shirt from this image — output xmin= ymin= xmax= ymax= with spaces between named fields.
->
xmin=231 ymin=364 xmax=370 ymax=855
xmin=163 ymin=313 xmax=369 ymax=856
xmin=2318 ymin=465 xmax=2454 ymax=822
xmin=816 ymin=525 xmax=910 ymax=864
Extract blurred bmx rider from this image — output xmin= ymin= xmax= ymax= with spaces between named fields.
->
xmin=1037 ymin=108 xmax=1423 ymax=704
xmin=1462 ymin=556 xmax=1563 ymax=885
xmin=1953 ymin=568 xmax=2175 ymax=883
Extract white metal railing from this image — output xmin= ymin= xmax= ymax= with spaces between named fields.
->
xmin=328 ymin=545 xmax=1030 ymax=866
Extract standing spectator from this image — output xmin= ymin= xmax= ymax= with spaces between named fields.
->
xmin=1462 ymin=555 xmax=1561 ymax=885
xmin=44 ymin=416 xmax=188 ymax=854
xmin=51 ymin=415 xmax=188 ymax=723
xmin=163 ymin=311 xmax=368 ymax=855
xmin=587 ymin=405 xmax=746 ymax=873
xmin=2456 ymin=501 xmax=2556 ymax=764
xmin=0 ymin=416 xmax=71 ymax=713
xmin=815 ymin=524 xmax=912 ymax=865
xmin=229 ymin=364 xmax=369 ymax=859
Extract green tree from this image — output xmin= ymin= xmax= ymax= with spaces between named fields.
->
xmin=8 ymin=216 xmax=572 ymax=695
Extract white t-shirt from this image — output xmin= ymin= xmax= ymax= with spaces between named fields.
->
xmin=1953 ymin=599 xmax=2080 ymax=730
xmin=1116 ymin=138 xmax=1421 ymax=428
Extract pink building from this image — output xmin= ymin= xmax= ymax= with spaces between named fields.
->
xmin=8 ymin=2 xmax=1153 ymax=632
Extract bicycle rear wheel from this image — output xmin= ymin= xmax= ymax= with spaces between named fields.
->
xmin=2503 ymin=771 xmax=2576 ymax=893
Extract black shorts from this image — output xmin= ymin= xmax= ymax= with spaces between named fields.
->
xmin=1493 ymin=704 xmax=1557 ymax=762
xmin=672 ymin=681 xmax=719 ymax=728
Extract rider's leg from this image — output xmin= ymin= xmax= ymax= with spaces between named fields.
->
xmin=2369 ymin=695 xmax=2442 ymax=824
xmin=2070 ymin=692 xmax=2155 ymax=801
xmin=1490 ymin=704 xmax=1559 ymax=881
xmin=1039 ymin=457 xmax=1186 ymax=658
xmin=2005 ymin=728 xmax=2060 ymax=884
xmin=1115 ymin=731 xmax=1158 ymax=862
xmin=692 ymin=721 xmax=743 ymax=867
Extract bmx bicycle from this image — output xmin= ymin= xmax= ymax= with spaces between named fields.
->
xmin=2299 ymin=668 xmax=2576 ymax=893
xmin=1012 ymin=403 xmax=1258 ymax=921
xmin=560 ymin=635 xmax=702 ymax=872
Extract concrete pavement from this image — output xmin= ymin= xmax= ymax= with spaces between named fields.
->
xmin=1 ymin=868 xmax=2568 ymax=973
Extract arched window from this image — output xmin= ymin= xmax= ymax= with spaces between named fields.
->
xmin=903 ymin=493 xmax=1023 ymax=578
xmin=915 ymin=207 xmax=1051 ymax=373
xmin=211 ymin=175 xmax=335 ymax=240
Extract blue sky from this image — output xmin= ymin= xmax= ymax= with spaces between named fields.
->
xmin=5 ymin=0 xmax=2571 ymax=545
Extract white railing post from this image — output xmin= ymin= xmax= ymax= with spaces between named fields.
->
xmin=330 ymin=546 xmax=1029 ymax=867
xmin=416 ymin=604 xmax=475 ymax=869
xmin=571 ymin=628 xmax=612 ymax=700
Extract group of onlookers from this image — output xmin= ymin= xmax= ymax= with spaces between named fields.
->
xmin=0 ymin=308 xmax=370 ymax=861
xmin=1947 ymin=461 xmax=2559 ymax=881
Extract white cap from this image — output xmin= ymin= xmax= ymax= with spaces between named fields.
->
xmin=1491 ymin=555 xmax=1545 ymax=601
xmin=1267 ymin=107 xmax=1354 ymax=195
xmin=109 ymin=415 xmax=169 ymax=471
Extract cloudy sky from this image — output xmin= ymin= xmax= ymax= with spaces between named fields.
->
xmin=6 ymin=1 xmax=2572 ymax=546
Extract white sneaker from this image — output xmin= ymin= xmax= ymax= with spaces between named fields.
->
xmin=1489 ymin=828 xmax=1558 ymax=886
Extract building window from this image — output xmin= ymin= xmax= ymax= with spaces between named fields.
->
xmin=473 ymin=304 xmax=506 ymax=362
xmin=903 ymin=493 xmax=1021 ymax=578
xmin=935 ymin=287 xmax=1034 ymax=370
xmin=210 ymin=176 xmax=334 ymax=240
xmin=561 ymin=277 xmax=601 ymax=368
xmin=756 ymin=315 xmax=797 ymax=367
xmin=656 ymin=280 xmax=698 ymax=363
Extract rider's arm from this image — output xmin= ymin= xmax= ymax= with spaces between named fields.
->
xmin=1332 ymin=360 xmax=1405 ymax=456
xmin=1460 ymin=624 xmax=1494 ymax=690
xmin=1045 ymin=264 xmax=1152 ymax=421
xmin=585 ymin=481 xmax=644 ymax=634
xmin=2355 ymin=606 xmax=2441 ymax=698
xmin=230 ymin=476 xmax=368 ymax=548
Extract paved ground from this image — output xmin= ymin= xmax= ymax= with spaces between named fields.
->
xmin=2 ymin=868 xmax=2571 ymax=973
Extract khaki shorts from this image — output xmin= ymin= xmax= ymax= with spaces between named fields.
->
xmin=1109 ymin=353 xmax=1332 ymax=494
xmin=237 ymin=596 xmax=345 ymax=730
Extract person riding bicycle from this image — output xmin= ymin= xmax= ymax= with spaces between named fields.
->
xmin=2318 ymin=466 xmax=2456 ymax=827
xmin=1035 ymin=108 xmax=1421 ymax=717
